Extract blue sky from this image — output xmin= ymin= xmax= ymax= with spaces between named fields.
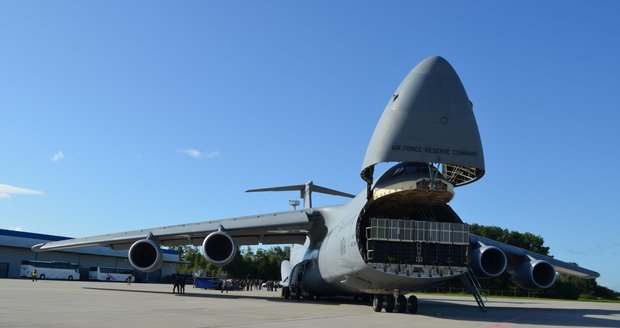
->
xmin=1 ymin=1 xmax=619 ymax=291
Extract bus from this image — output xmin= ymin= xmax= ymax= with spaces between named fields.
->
xmin=20 ymin=260 xmax=80 ymax=280
xmin=89 ymin=266 xmax=135 ymax=282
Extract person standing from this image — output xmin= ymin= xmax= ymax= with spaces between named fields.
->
xmin=172 ymin=274 xmax=179 ymax=294
xmin=179 ymin=276 xmax=185 ymax=294
xmin=31 ymin=269 xmax=37 ymax=282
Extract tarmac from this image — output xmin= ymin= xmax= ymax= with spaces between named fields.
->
xmin=1 ymin=279 xmax=619 ymax=328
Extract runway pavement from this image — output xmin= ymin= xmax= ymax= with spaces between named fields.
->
xmin=1 ymin=279 xmax=619 ymax=328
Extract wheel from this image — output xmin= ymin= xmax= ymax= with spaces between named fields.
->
xmin=68 ymin=275 xmax=73 ymax=281
xmin=282 ymin=286 xmax=290 ymax=299
xmin=407 ymin=295 xmax=418 ymax=314
xmin=292 ymin=287 xmax=301 ymax=300
xmin=372 ymin=295 xmax=383 ymax=312
xmin=106 ymin=277 xmax=111 ymax=281
xmin=39 ymin=274 xmax=45 ymax=280
xmin=385 ymin=295 xmax=395 ymax=312
xmin=397 ymin=295 xmax=407 ymax=313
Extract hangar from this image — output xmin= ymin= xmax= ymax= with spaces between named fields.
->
xmin=0 ymin=228 xmax=180 ymax=282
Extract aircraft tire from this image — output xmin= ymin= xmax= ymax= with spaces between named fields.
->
xmin=407 ymin=295 xmax=418 ymax=314
xmin=372 ymin=295 xmax=383 ymax=312
xmin=292 ymin=287 xmax=301 ymax=300
xmin=385 ymin=295 xmax=395 ymax=312
xmin=397 ymin=295 xmax=407 ymax=313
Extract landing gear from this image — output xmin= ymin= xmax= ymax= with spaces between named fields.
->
xmin=372 ymin=295 xmax=383 ymax=312
xmin=396 ymin=295 xmax=407 ymax=313
xmin=281 ymin=286 xmax=290 ymax=299
xmin=371 ymin=294 xmax=418 ymax=314
xmin=292 ymin=284 xmax=302 ymax=300
xmin=407 ymin=295 xmax=418 ymax=314
xmin=385 ymin=295 xmax=395 ymax=312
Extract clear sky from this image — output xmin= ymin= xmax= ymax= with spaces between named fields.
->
xmin=1 ymin=1 xmax=619 ymax=291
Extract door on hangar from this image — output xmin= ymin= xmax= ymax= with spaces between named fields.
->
xmin=0 ymin=263 xmax=9 ymax=278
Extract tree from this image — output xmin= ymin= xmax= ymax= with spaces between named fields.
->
xmin=469 ymin=224 xmax=549 ymax=255
xmin=177 ymin=245 xmax=291 ymax=281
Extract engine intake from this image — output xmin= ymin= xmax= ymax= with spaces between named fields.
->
xmin=202 ymin=228 xmax=236 ymax=266
xmin=128 ymin=236 xmax=163 ymax=272
xmin=470 ymin=245 xmax=507 ymax=278
xmin=510 ymin=259 xmax=556 ymax=290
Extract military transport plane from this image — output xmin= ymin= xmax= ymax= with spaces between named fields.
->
xmin=33 ymin=56 xmax=599 ymax=314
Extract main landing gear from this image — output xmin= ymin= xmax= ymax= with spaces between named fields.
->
xmin=372 ymin=294 xmax=418 ymax=314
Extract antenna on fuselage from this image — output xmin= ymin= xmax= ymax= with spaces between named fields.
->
xmin=246 ymin=181 xmax=355 ymax=209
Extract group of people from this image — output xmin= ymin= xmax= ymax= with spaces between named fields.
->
xmin=171 ymin=274 xmax=186 ymax=294
xmin=237 ymin=279 xmax=279 ymax=292
xmin=171 ymin=274 xmax=282 ymax=295
xmin=217 ymin=279 xmax=281 ymax=292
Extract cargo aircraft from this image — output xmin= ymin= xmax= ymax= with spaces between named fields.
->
xmin=33 ymin=56 xmax=599 ymax=313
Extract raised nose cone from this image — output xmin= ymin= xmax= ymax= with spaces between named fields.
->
xmin=362 ymin=56 xmax=485 ymax=186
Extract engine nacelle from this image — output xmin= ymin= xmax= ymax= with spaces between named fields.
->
xmin=470 ymin=245 xmax=507 ymax=278
xmin=510 ymin=259 xmax=556 ymax=290
xmin=202 ymin=229 xmax=236 ymax=266
xmin=128 ymin=237 xmax=164 ymax=272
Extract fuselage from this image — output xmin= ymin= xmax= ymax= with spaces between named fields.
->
xmin=291 ymin=162 xmax=470 ymax=296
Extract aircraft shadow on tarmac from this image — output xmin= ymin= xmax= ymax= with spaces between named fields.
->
xmin=419 ymin=298 xmax=620 ymax=328
xmin=82 ymin=287 xmax=619 ymax=327
xmin=82 ymin=286 xmax=291 ymax=303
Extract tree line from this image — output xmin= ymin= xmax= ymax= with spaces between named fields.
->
xmin=175 ymin=224 xmax=617 ymax=300
xmin=176 ymin=245 xmax=289 ymax=281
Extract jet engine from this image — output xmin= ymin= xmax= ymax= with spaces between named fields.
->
xmin=202 ymin=228 xmax=236 ymax=266
xmin=128 ymin=236 xmax=164 ymax=272
xmin=510 ymin=259 xmax=556 ymax=290
xmin=470 ymin=245 xmax=507 ymax=278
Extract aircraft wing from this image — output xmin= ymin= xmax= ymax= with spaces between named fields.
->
xmin=470 ymin=233 xmax=600 ymax=279
xmin=32 ymin=210 xmax=318 ymax=252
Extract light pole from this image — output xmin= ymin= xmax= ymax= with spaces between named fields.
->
xmin=288 ymin=200 xmax=300 ymax=210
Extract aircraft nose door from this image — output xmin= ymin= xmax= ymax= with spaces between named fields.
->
xmin=361 ymin=56 xmax=485 ymax=188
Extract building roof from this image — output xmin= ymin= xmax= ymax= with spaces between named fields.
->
xmin=0 ymin=228 xmax=179 ymax=262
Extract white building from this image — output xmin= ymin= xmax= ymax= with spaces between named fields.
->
xmin=0 ymin=229 xmax=180 ymax=282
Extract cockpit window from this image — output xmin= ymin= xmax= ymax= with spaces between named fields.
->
xmin=404 ymin=164 xmax=425 ymax=173
xmin=392 ymin=163 xmax=428 ymax=177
